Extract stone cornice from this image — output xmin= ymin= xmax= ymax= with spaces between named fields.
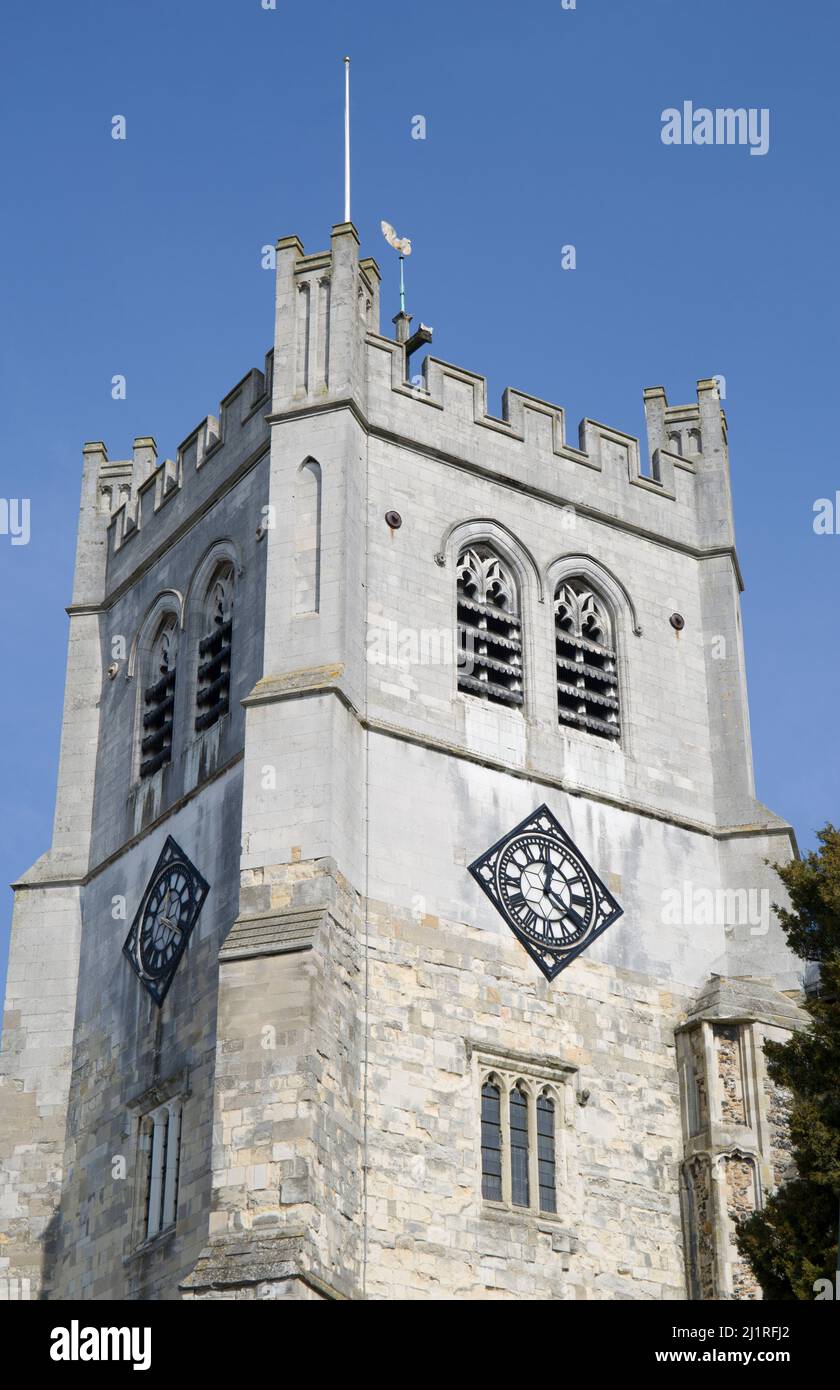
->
xmin=241 ymin=668 xmax=794 ymax=848
xmin=12 ymin=753 xmax=244 ymax=892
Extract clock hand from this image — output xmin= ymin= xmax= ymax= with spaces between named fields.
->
xmin=159 ymin=891 xmax=182 ymax=928
xmin=544 ymin=890 xmax=587 ymax=933
xmin=562 ymin=905 xmax=587 ymax=933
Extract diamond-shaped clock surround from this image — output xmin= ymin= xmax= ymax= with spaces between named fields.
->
xmin=123 ymin=836 xmax=210 ymax=1006
xmin=468 ymin=804 xmax=623 ymax=981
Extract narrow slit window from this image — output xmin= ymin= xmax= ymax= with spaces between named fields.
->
xmin=195 ymin=567 xmax=233 ymax=733
xmin=537 ymin=1091 xmax=557 ymax=1213
xmin=509 ymin=1086 xmax=530 ymax=1208
xmin=457 ymin=546 xmax=523 ymax=708
xmin=480 ymin=1081 xmax=503 ymax=1202
xmin=140 ymin=619 xmax=177 ymax=779
xmin=142 ymin=1100 xmax=183 ymax=1242
xmin=554 ymin=580 xmax=620 ymax=741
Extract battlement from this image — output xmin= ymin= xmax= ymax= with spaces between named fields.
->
xmin=269 ymin=225 xmax=734 ymax=557
xmin=373 ymin=338 xmax=724 ymax=488
xmin=92 ymin=351 xmax=273 ymax=572
xmin=83 ymin=223 xmax=736 ymax=592
xmin=365 ymin=332 xmax=734 ymax=555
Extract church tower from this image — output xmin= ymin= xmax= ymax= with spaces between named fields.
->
xmin=0 ymin=223 xmax=804 ymax=1301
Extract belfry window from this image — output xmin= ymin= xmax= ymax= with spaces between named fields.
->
xmin=195 ymin=566 xmax=233 ymax=733
xmin=456 ymin=545 xmax=523 ymax=708
xmin=554 ymin=580 xmax=620 ymax=740
xmin=140 ymin=618 xmax=177 ymax=779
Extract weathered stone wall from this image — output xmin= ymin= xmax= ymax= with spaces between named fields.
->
xmin=683 ymin=1155 xmax=715 ymax=1301
xmin=13 ymin=437 xmax=270 ymax=1298
xmin=716 ymin=1026 xmax=747 ymax=1126
xmin=186 ymin=858 xmax=364 ymax=1301
xmin=0 ymin=882 xmax=83 ymax=1298
xmin=723 ymin=1155 xmax=761 ymax=1300
xmin=361 ymin=896 xmax=690 ymax=1299
xmin=675 ymin=987 xmax=805 ymax=1300
xmin=46 ymin=769 xmax=243 ymax=1299
xmin=765 ymin=1077 xmax=795 ymax=1188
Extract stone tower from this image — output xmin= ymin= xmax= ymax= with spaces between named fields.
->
xmin=0 ymin=222 xmax=804 ymax=1302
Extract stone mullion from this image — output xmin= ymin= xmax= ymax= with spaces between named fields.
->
xmin=527 ymin=1087 xmax=539 ymax=1213
xmin=161 ymin=1102 xmax=182 ymax=1230
xmin=146 ymin=1108 xmax=168 ymax=1240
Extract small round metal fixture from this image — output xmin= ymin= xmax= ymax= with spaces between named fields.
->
xmin=670 ymin=613 xmax=685 ymax=631
xmin=385 ymin=510 xmax=402 ymax=530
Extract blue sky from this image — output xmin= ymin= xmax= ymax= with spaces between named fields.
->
xmin=1 ymin=0 xmax=837 ymax=996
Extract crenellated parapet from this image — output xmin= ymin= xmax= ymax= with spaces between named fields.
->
xmin=89 ymin=222 xmax=734 ymax=579
xmin=267 ymin=227 xmax=734 ymax=557
xmin=95 ymin=353 xmax=273 ymax=582
xmin=88 ymin=221 xmax=736 ymax=591
xmin=365 ymin=332 xmax=734 ymax=556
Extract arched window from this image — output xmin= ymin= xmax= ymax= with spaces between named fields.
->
xmin=477 ymin=1065 xmax=564 ymax=1214
xmin=480 ymin=1081 xmax=502 ymax=1202
xmin=509 ymin=1085 xmax=530 ymax=1208
xmin=139 ymin=1098 xmax=183 ymax=1243
xmin=554 ymin=579 xmax=620 ymax=740
xmin=456 ymin=545 xmax=523 ymax=708
xmin=537 ymin=1091 xmax=557 ymax=1214
xmin=195 ymin=564 xmax=233 ymax=733
xmin=140 ymin=616 xmax=178 ymax=779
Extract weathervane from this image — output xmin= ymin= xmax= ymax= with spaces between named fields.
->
xmin=380 ymin=221 xmax=412 ymax=314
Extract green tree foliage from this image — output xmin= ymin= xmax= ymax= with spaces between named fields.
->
xmin=736 ymin=827 xmax=840 ymax=1298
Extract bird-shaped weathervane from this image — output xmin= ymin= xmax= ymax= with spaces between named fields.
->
xmin=381 ymin=220 xmax=412 ymax=314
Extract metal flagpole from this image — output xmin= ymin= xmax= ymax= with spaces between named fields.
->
xmin=344 ymin=57 xmax=351 ymax=223
xmin=399 ymin=254 xmax=405 ymax=314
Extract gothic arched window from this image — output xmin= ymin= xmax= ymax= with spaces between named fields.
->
xmin=537 ymin=1091 xmax=557 ymax=1214
xmin=477 ymin=1063 xmax=563 ymax=1214
xmin=140 ymin=616 xmax=178 ymax=779
xmin=195 ymin=564 xmax=233 ymax=733
xmin=480 ymin=1081 xmax=502 ymax=1202
xmin=509 ymin=1085 xmax=530 ymax=1208
xmin=456 ymin=545 xmax=523 ymax=708
xmin=554 ymin=579 xmax=620 ymax=740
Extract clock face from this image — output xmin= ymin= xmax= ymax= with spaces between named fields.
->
xmin=123 ymin=837 xmax=209 ymax=1005
xmin=140 ymin=866 xmax=196 ymax=978
xmin=469 ymin=805 xmax=622 ymax=980
xmin=497 ymin=833 xmax=595 ymax=947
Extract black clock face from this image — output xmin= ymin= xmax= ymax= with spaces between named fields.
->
xmin=123 ymin=837 xmax=209 ymax=1005
xmin=497 ymin=833 xmax=595 ymax=947
xmin=139 ymin=865 xmax=196 ymax=978
xmin=469 ymin=805 xmax=623 ymax=981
